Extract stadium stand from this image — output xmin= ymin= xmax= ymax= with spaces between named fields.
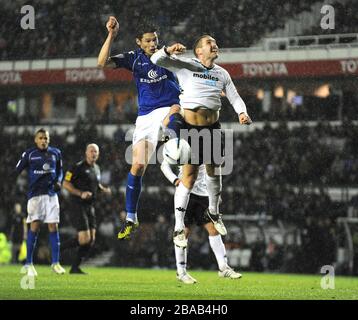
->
xmin=0 ymin=0 xmax=330 ymax=60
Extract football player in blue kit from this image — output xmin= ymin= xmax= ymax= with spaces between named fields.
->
xmin=98 ymin=16 xmax=188 ymax=239
xmin=15 ymin=128 xmax=65 ymax=276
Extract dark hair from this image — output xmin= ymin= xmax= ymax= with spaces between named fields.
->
xmin=135 ymin=21 xmax=158 ymax=40
xmin=35 ymin=128 xmax=49 ymax=137
xmin=193 ymin=34 xmax=212 ymax=57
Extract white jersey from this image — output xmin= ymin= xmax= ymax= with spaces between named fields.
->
xmin=160 ymin=161 xmax=208 ymax=197
xmin=151 ymin=47 xmax=247 ymax=115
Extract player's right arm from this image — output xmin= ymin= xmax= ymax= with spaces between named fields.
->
xmin=62 ymin=168 xmax=92 ymax=200
xmin=160 ymin=160 xmax=181 ymax=186
xmin=15 ymin=150 xmax=30 ymax=175
xmin=151 ymin=45 xmax=205 ymax=72
xmin=97 ymin=16 xmax=119 ymax=68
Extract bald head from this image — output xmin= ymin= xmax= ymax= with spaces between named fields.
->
xmin=85 ymin=143 xmax=99 ymax=165
xmin=86 ymin=143 xmax=99 ymax=152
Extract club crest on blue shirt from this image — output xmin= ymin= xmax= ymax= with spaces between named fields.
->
xmin=43 ymin=163 xmax=51 ymax=171
xmin=148 ymin=69 xmax=158 ymax=79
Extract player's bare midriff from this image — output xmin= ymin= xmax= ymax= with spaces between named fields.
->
xmin=183 ymin=108 xmax=219 ymax=126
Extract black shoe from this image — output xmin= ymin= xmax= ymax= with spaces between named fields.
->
xmin=69 ymin=267 xmax=87 ymax=275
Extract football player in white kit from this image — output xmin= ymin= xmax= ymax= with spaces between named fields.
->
xmin=152 ymin=35 xmax=251 ymax=248
xmin=161 ymin=160 xmax=242 ymax=284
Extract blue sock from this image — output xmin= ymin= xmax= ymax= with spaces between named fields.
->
xmin=125 ymin=172 xmax=142 ymax=222
xmin=167 ymin=113 xmax=185 ymax=139
xmin=49 ymin=231 xmax=60 ymax=264
xmin=26 ymin=230 xmax=38 ymax=265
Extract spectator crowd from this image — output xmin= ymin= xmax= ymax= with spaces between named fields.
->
xmin=0 ymin=0 xmax=341 ymax=60
xmin=0 ymin=120 xmax=357 ymax=273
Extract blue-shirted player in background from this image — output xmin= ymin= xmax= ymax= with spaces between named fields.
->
xmin=98 ymin=16 xmax=186 ymax=239
xmin=15 ymin=128 xmax=65 ymax=276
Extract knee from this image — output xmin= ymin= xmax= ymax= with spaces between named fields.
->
xmin=78 ymin=235 xmax=91 ymax=246
xmin=130 ymin=163 xmax=145 ymax=176
xmin=206 ymin=223 xmax=219 ymax=236
xmin=48 ymin=224 xmax=58 ymax=233
xmin=169 ymin=104 xmax=183 ymax=115
xmin=182 ymin=177 xmax=195 ymax=189
xmin=31 ymin=226 xmax=40 ymax=233
xmin=30 ymin=221 xmax=41 ymax=233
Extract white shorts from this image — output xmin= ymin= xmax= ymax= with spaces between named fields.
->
xmin=27 ymin=194 xmax=60 ymax=224
xmin=132 ymin=107 xmax=171 ymax=148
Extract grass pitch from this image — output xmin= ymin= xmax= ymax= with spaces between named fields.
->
xmin=0 ymin=265 xmax=357 ymax=300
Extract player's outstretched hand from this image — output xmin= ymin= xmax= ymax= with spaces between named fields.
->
xmin=81 ymin=191 xmax=93 ymax=200
xmin=53 ymin=182 xmax=62 ymax=192
xmin=239 ymin=113 xmax=252 ymax=125
xmin=166 ymin=43 xmax=186 ymax=55
xmin=103 ymin=186 xmax=112 ymax=195
xmin=106 ymin=16 xmax=119 ymax=36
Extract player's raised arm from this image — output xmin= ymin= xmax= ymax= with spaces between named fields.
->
xmin=97 ymin=16 xmax=119 ymax=68
xmin=223 ymin=71 xmax=252 ymax=125
xmin=151 ymin=44 xmax=204 ymax=72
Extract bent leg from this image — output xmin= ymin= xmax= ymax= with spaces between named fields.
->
xmin=162 ymin=104 xmax=183 ymax=127
xmin=163 ymin=104 xmax=185 ymax=140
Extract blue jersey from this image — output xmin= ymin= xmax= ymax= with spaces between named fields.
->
xmin=15 ymin=146 xmax=63 ymax=200
xmin=111 ymin=48 xmax=180 ymax=116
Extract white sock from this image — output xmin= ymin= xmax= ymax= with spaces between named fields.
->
xmin=174 ymin=183 xmax=191 ymax=231
xmin=209 ymin=234 xmax=228 ymax=271
xmin=175 ymin=245 xmax=187 ymax=275
xmin=206 ymin=174 xmax=222 ymax=214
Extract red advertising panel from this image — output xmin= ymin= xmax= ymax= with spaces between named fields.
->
xmin=1 ymin=59 xmax=357 ymax=86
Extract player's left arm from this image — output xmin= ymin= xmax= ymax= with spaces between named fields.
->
xmin=54 ymin=150 xmax=63 ymax=192
xmin=223 ymin=71 xmax=252 ymax=125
